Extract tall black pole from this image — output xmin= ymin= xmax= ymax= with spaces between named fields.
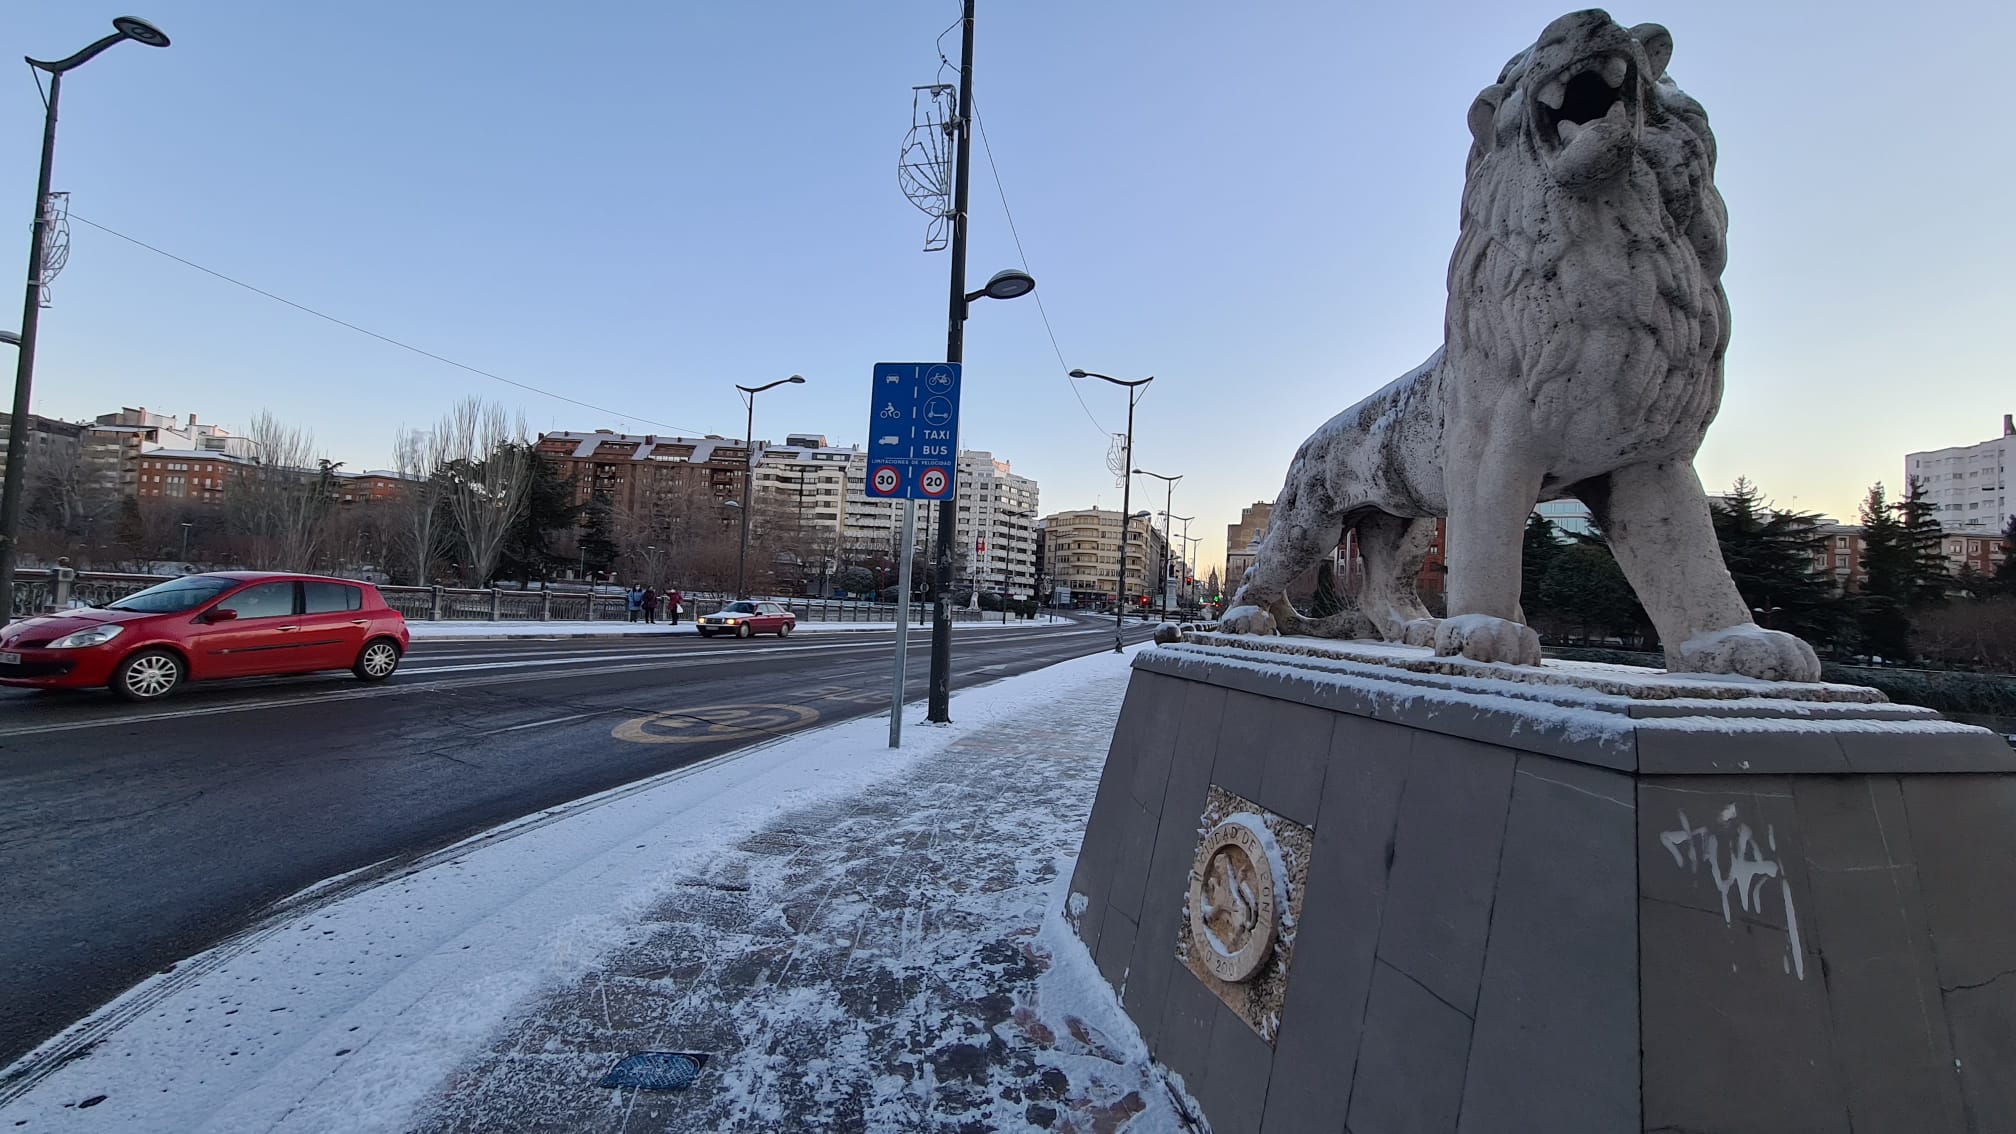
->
xmin=1114 ymin=394 xmax=1134 ymax=653
xmin=1160 ymin=478 xmax=1174 ymax=621
xmin=927 ymin=0 xmax=976 ymax=723
xmin=0 ymin=72 xmax=61 ymax=620
xmin=738 ymin=395 xmax=755 ymax=598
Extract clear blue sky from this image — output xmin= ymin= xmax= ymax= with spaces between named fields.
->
xmin=7 ymin=1 xmax=2012 ymax=580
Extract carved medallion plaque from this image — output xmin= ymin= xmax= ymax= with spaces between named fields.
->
xmin=1177 ymin=787 xmax=1312 ymax=1043
xmin=1189 ymin=819 xmax=1280 ymax=983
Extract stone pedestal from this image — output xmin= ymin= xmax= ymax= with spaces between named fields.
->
xmin=1066 ymin=634 xmax=2016 ymax=1134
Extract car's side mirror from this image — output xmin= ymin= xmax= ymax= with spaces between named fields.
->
xmin=205 ymin=608 xmax=239 ymax=623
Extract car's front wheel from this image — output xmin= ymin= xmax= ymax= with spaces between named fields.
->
xmin=736 ymin=622 xmax=753 ymax=639
xmin=354 ymin=639 xmax=402 ymax=682
xmin=112 ymin=649 xmax=184 ymax=702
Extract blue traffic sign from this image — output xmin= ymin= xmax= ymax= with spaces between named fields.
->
xmin=866 ymin=362 xmax=961 ymax=499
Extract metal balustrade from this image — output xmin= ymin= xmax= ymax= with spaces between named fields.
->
xmin=8 ymin=570 xmax=986 ymax=625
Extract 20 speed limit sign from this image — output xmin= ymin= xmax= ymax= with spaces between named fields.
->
xmin=919 ymin=467 xmax=950 ymax=497
xmin=870 ymin=465 xmax=902 ymax=496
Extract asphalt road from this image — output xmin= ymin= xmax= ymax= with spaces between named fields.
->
xmin=0 ymin=616 xmax=1158 ymax=1069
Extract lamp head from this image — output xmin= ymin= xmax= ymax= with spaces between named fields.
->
xmin=113 ymin=17 xmax=171 ymax=47
xmin=786 ymin=374 xmax=806 ymax=384
xmin=980 ymin=268 xmax=1036 ymax=301
xmin=1068 ymin=369 xmax=1088 ymax=379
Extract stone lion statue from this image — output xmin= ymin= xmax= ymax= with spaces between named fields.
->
xmin=1220 ymin=9 xmax=1821 ymax=683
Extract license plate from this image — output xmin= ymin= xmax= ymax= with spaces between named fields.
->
xmin=0 ymin=652 xmax=18 ymax=665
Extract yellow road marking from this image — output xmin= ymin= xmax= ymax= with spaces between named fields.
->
xmin=611 ymin=703 xmax=820 ymax=744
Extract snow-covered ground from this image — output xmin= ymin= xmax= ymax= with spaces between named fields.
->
xmin=0 ymin=646 xmax=1185 ymax=1132
xmin=406 ymin=615 xmax=1070 ymax=640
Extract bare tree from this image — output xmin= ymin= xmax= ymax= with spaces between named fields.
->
xmin=392 ymin=425 xmax=448 ymax=584
xmin=228 ymin=411 xmax=329 ymax=570
xmin=435 ymin=398 xmax=531 ymax=586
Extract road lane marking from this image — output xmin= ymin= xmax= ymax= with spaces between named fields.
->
xmin=480 ymin=712 xmax=601 ymax=735
xmin=612 ymin=703 xmax=820 ymax=744
xmin=0 ymin=627 xmax=1139 ymax=738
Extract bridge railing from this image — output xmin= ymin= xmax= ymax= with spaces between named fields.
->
xmin=9 ymin=570 xmax=984 ymax=624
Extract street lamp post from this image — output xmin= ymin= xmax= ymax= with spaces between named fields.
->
xmin=1134 ymin=469 xmax=1181 ymax=620
xmin=1 ymin=17 xmax=170 ymax=622
xmin=1069 ymin=370 xmax=1154 ymax=652
xmin=734 ymin=375 xmax=804 ymax=599
xmin=179 ymin=521 xmax=191 ymax=563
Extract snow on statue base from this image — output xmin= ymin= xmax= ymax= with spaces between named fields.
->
xmin=1067 ymin=637 xmax=2016 ymax=1134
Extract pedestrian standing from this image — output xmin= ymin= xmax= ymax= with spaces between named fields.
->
xmin=642 ymin=586 xmax=659 ymax=624
xmin=667 ymin=587 xmax=684 ymax=626
xmin=626 ymin=585 xmax=644 ymax=623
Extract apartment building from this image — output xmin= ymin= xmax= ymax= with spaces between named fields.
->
xmin=1040 ymin=507 xmax=1168 ymax=605
xmin=952 ymin=451 xmax=1040 ymax=598
xmin=1907 ymin=415 xmax=2015 ymax=533
xmin=1224 ymin=501 xmax=1273 ymax=587
xmin=0 ymin=412 xmax=85 ymax=480
xmin=752 ymin=434 xmax=857 ymax=566
xmin=536 ymin=430 xmax=750 ymax=516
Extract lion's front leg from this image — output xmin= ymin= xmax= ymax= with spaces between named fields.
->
xmin=1438 ymin=455 xmax=1543 ymax=665
xmin=1589 ymin=461 xmax=1820 ymax=682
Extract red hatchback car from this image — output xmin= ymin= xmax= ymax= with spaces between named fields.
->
xmin=0 ymin=572 xmax=410 ymax=701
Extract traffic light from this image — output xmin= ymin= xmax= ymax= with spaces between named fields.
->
xmin=1138 ymin=594 xmax=1150 ymax=605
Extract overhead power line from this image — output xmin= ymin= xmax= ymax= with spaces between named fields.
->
xmin=969 ymin=102 xmax=1116 ymax=440
xmin=67 ymin=213 xmax=711 ymax=436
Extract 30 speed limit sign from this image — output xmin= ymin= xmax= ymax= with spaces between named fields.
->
xmin=919 ymin=467 xmax=950 ymax=497
xmin=870 ymin=465 xmax=902 ymax=496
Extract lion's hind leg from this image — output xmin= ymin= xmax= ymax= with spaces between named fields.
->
xmin=1356 ymin=513 xmax=1437 ymax=642
xmin=1222 ymin=480 xmax=1347 ymax=638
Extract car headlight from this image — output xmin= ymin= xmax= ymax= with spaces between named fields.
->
xmin=49 ymin=624 xmax=125 ymax=649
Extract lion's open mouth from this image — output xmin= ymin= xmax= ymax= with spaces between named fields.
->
xmin=1533 ymin=53 xmax=1637 ymax=153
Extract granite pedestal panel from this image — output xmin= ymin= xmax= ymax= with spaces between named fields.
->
xmin=1066 ymin=636 xmax=2016 ymax=1134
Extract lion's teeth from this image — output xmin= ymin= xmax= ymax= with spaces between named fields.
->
xmin=1558 ymin=119 xmax=1583 ymax=144
xmin=1604 ymin=99 xmax=1629 ymax=123
xmin=1538 ymin=78 xmax=1566 ymax=110
xmin=1602 ymin=57 xmax=1628 ymax=88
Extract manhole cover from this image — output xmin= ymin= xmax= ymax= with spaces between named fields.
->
xmin=598 ymin=1051 xmax=710 ymax=1092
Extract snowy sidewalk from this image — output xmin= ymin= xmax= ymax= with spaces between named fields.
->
xmin=0 ymin=647 xmax=1190 ymax=1133
xmin=415 ymin=656 xmax=1188 ymax=1133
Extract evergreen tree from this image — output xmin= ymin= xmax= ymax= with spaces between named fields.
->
xmin=1895 ymin=476 xmax=1951 ymax=606
xmin=1521 ymin=512 xmax=1564 ymax=616
xmin=1537 ymin=541 xmax=1647 ymax=645
xmin=576 ymin=495 xmax=618 ymax=580
xmin=1708 ymin=478 xmax=1842 ymax=647
xmin=1998 ymin=515 xmax=2016 ymax=594
xmin=1855 ymin=482 xmax=1913 ymax=659
xmin=497 ymin=445 xmax=577 ymax=585
xmin=1310 ymin=558 xmax=1344 ymax=617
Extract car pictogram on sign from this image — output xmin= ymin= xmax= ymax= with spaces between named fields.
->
xmin=919 ymin=467 xmax=950 ymax=497
xmin=870 ymin=465 xmax=902 ymax=495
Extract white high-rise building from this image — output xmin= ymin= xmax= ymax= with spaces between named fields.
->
xmin=1906 ymin=415 xmax=2015 ymax=534
xmin=833 ymin=447 xmax=1040 ymax=596
xmin=952 ymin=451 xmax=1040 ymax=597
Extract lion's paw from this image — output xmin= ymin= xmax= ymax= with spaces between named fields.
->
xmin=1673 ymin=625 xmax=1821 ymax=683
xmin=1218 ymin=604 xmax=1278 ymax=636
xmin=1400 ymin=618 xmax=1441 ymax=648
xmin=1433 ymin=614 xmax=1542 ymax=666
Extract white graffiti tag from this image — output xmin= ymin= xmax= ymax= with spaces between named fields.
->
xmin=1660 ymin=805 xmax=1806 ymax=981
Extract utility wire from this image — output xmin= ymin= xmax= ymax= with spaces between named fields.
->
xmin=67 ymin=213 xmax=713 ymax=437
xmin=969 ymin=101 xmax=1115 ymax=441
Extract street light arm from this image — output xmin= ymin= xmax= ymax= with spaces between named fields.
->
xmin=1069 ymin=369 xmax=1155 ymax=389
xmin=28 ymin=17 xmax=170 ymax=73
xmin=27 ymin=31 xmax=129 ymax=73
xmin=736 ymin=374 xmax=807 ymax=397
